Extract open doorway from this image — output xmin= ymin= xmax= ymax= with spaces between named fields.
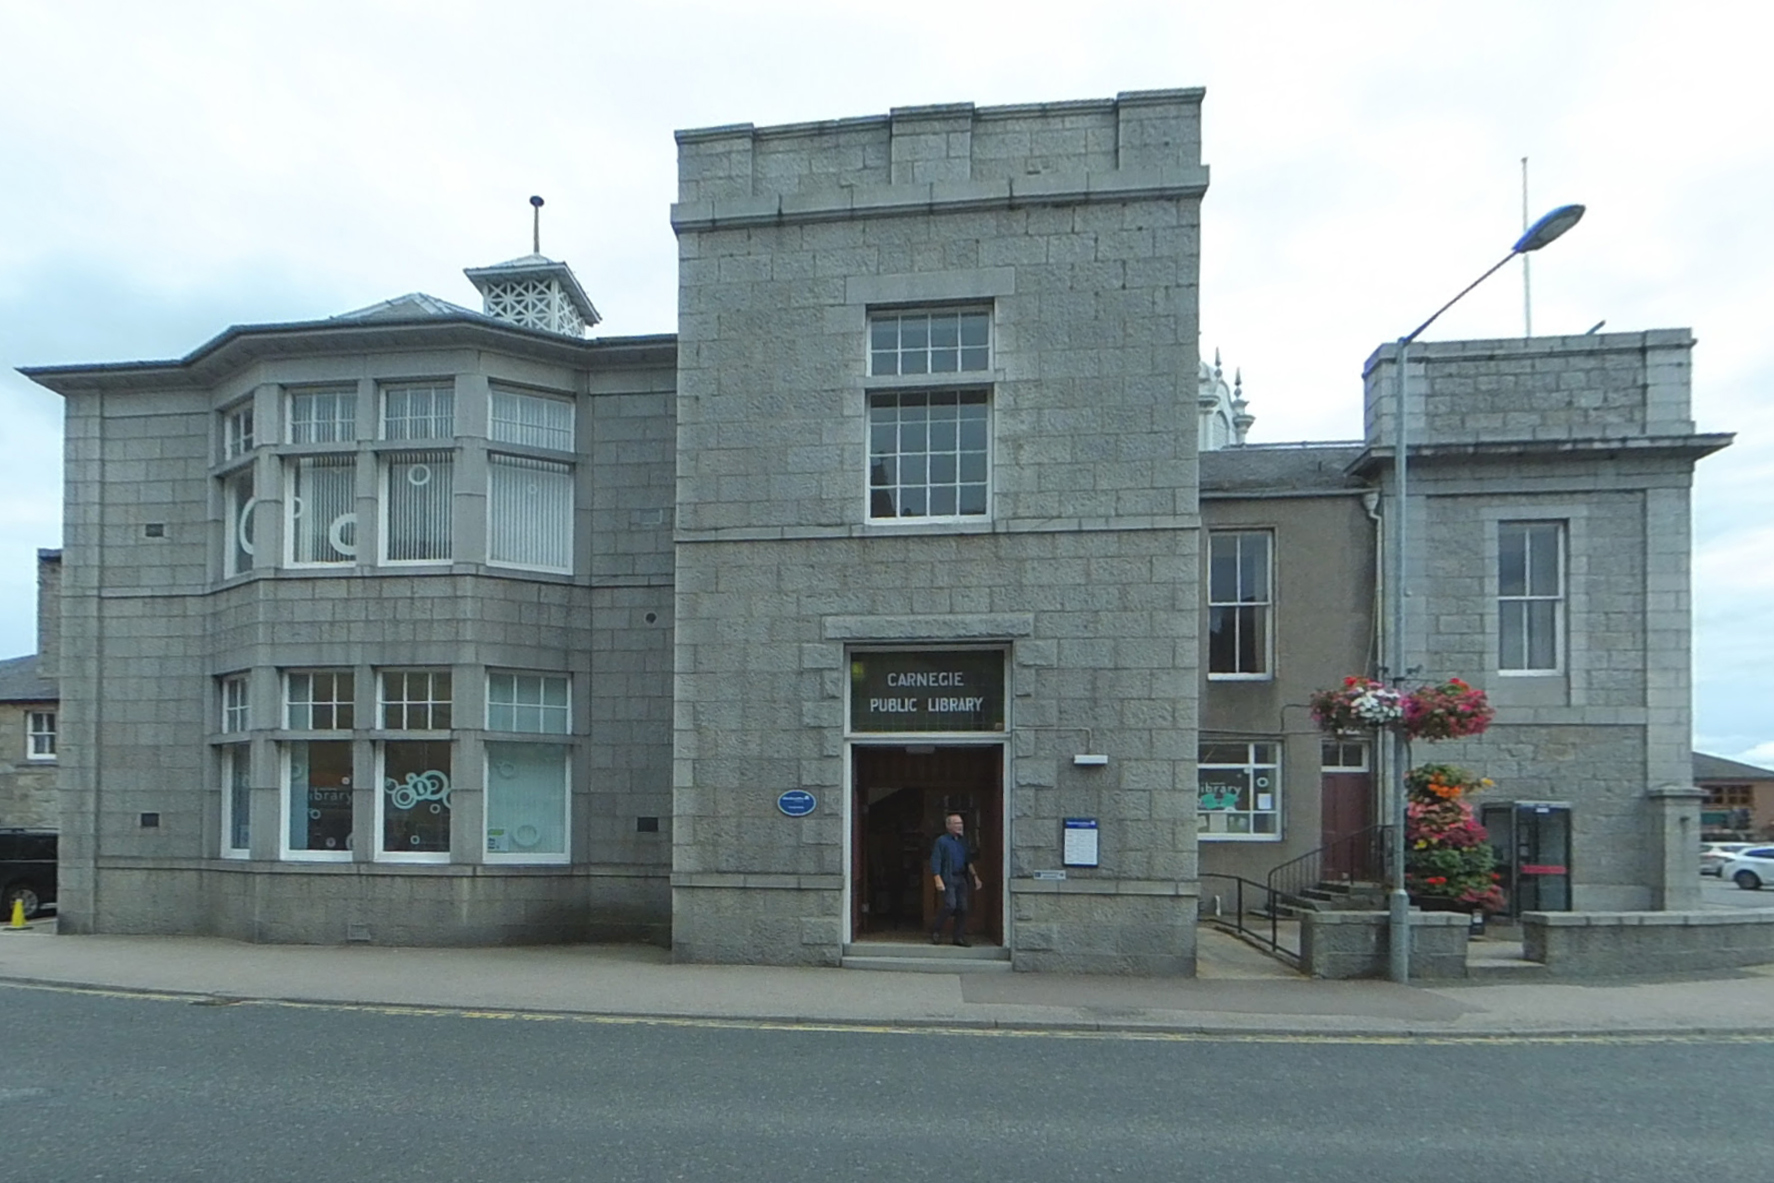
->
xmin=851 ymin=745 xmax=1002 ymax=944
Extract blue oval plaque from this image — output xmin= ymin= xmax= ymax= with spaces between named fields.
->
xmin=777 ymin=790 xmax=817 ymax=817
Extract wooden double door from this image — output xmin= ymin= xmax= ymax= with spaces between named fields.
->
xmin=851 ymin=744 xmax=1003 ymax=942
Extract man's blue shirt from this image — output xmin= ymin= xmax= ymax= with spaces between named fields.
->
xmin=931 ymin=832 xmax=971 ymax=882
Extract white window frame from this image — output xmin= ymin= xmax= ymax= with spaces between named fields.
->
xmin=221 ymin=744 xmax=251 ymax=858
xmin=223 ymin=403 xmax=255 ymax=460
xmin=866 ymin=389 xmax=992 ymax=523
xmin=379 ymin=670 xmax=453 ymax=731
xmin=1498 ymin=520 xmax=1565 ymax=675
xmin=287 ymin=387 xmax=357 ymax=445
xmin=1207 ymin=530 xmax=1273 ymax=680
xmin=26 ymin=710 xmax=56 ymax=761
xmin=279 ymin=740 xmax=354 ymax=863
xmin=868 ymin=308 xmax=992 ymax=377
xmin=489 ymin=386 xmax=575 ymax=452
xmin=375 ymin=740 xmax=452 ymax=864
xmin=487 ymin=453 xmax=574 ymax=573
xmin=483 ymin=742 xmax=571 ymax=865
xmin=1320 ymin=739 xmax=1369 ymax=773
xmin=220 ymin=674 xmax=250 ymax=734
xmin=486 ymin=672 xmax=571 ymax=735
xmin=379 ymin=450 xmax=454 ymax=565
xmin=380 ymin=382 xmax=456 ymax=441
xmin=285 ymin=670 xmax=355 ymax=731
xmin=1198 ymin=740 xmax=1282 ymax=842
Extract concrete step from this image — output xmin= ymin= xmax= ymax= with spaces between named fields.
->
xmin=840 ymin=955 xmax=1014 ymax=974
xmin=841 ymin=940 xmax=1012 ymax=973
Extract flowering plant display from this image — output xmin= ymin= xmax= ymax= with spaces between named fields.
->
xmin=1404 ymin=762 xmax=1505 ymax=913
xmin=1401 ymin=677 xmax=1495 ymax=742
xmin=1309 ymin=677 xmax=1406 ymax=733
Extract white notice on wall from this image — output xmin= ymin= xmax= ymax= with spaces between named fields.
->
xmin=1256 ymin=794 xmax=1273 ymax=811
xmin=1063 ymin=818 xmax=1099 ymax=867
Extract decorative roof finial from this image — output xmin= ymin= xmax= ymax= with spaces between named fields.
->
xmin=1213 ymin=348 xmax=1223 ymax=382
xmin=530 ymin=195 xmax=544 ymax=255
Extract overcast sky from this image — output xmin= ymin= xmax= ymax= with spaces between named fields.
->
xmin=2 ymin=1 xmax=1768 ymax=764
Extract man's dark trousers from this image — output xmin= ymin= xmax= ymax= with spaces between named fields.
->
xmin=934 ymin=879 xmax=971 ymax=941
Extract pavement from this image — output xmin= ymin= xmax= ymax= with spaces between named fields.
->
xmin=4 ymin=919 xmax=1773 ymax=1038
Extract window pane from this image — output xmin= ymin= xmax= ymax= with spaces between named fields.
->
xmin=382 ymin=741 xmax=451 ymax=854
xmin=1499 ymin=602 xmax=1526 ymax=670
xmin=381 ymin=670 xmax=452 ymax=730
xmin=1236 ymin=606 xmax=1264 ymax=673
xmin=1239 ymin=538 xmax=1269 ymax=603
xmin=487 ymin=673 xmax=570 ymax=734
xmin=225 ymin=469 xmax=255 ymax=577
xmin=1527 ymin=525 xmax=1562 ymax=596
xmin=385 ymin=452 xmax=452 ymax=562
xmin=1208 ymin=536 xmax=1239 ymax=601
xmin=1498 ymin=526 xmax=1527 ymax=597
xmin=382 ymin=384 xmax=455 ymax=440
xmin=288 ymin=670 xmax=354 ymax=730
xmin=1208 ymin=607 xmax=1236 ymax=673
xmin=227 ymin=746 xmax=252 ymax=852
xmin=1526 ymin=600 xmax=1558 ymax=669
xmin=868 ymin=391 xmax=989 ymax=521
xmin=489 ymin=455 xmax=573 ymax=570
xmin=287 ymin=740 xmax=352 ymax=853
xmin=290 ymin=456 xmax=356 ymax=564
xmin=490 ymin=389 xmax=574 ymax=450
xmin=485 ymin=742 xmax=568 ymax=858
xmin=289 ymin=390 xmax=356 ymax=444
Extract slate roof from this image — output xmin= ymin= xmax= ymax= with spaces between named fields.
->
xmin=1694 ymin=752 xmax=1774 ymax=781
xmin=0 ymin=654 xmax=55 ymax=703
xmin=1199 ymin=442 xmax=1368 ymax=495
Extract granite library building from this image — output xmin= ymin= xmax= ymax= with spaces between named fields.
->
xmin=24 ymin=88 xmax=1729 ymax=974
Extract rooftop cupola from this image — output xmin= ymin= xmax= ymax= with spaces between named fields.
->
xmin=463 ymin=196 xmax=601 ymax=338
xmin=1198 ymin=349 xmax=1254 ymax=449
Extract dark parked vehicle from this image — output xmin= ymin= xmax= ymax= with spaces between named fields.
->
xmin=0 ymin=829 xmax=57 ymax=919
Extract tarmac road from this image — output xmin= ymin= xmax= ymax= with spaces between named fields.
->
xmin=4 ymin=985 xmax=1771 ymax=1183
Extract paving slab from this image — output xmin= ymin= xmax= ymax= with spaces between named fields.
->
xmin=4 ymin=923 xmax=1774 ymax=1037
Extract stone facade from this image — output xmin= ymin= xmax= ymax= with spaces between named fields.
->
xmin=19 ymin=88 xmax=1730 ymax=968
xmin=670 ymin=91 xmax=1209 ymax=973
xmin=0 ymin=550 xmax=61 ymax=831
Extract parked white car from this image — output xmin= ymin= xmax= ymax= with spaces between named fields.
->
xmin=1701 ymin=842 xmax=1754 ymax=876
xmin=1720 ymin=847 xmax=1774 ymax=891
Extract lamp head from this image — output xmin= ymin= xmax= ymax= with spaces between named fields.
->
xmin=1513 ymin=203 xmax=1585 ymax=253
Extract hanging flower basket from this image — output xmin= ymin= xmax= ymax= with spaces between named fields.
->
xmin=1402 ymin=678 xmax=1495 ymax=742
xmin=1309 ymin=677 xmax=1405 ymax=733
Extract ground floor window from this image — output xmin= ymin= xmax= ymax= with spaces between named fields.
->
xmin=380 ymin=740 xmax=452 ymax=859
xmin=485 ymin=742 xmax=569 ymax=862
xmin=284 ymin=740 xmax=353 ymax=859
xmin=1198 ymin=741 xmax=1281 ymax=839
xmin=222 ymin=745 xmax=251 ymax=857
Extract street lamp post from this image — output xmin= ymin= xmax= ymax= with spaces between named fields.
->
xmin=1385 ymin=203 xmax=1586 ymax=984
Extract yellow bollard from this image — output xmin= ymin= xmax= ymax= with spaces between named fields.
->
xmin=6 ymin=898 xmax=25 ymax=929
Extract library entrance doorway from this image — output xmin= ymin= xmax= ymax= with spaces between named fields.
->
xmin=851 ymin=744 xmax=1002 ymax=943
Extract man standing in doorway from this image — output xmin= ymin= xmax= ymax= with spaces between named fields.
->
xmin=931 ymin=813 xmax=983 ymax=947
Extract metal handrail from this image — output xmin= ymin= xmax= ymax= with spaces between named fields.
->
xmin=1198 ymin=872 xmax=1298 ymax=967
xmin=1265 ymin=823 xmax=1392 ymax=913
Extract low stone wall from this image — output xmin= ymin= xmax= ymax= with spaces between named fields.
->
xmin=1523 ymin=909 xmax=1774 ymax=976
xmin=1299 ymin=911 xmax=1470 ymax=980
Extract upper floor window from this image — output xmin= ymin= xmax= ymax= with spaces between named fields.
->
xmin=1207 ymin=531 xmax=1272 ymax=677
xmin=220 ymin=674 xmax=250 ymax=733
xmin=287 ymin=455 xmax=357 ymax=565
xmin=223 ymin=403 xmax=255 ymax=459
xmin=286 ymin=670 xmax=355 ymax=730
xmin=487 ymin=672 xmax=570 ymax=734
xmin=288 ymin=388 xmax=357 ymax=444
xmin=490 ymin=387 xmax=574 ymax=451
xmin=26 ymin=711 xmax=56 ymax=760
xmin=488 ymin=455 xmax=572 ymax=571
xmin=223 ymin=467 xmax=255 ymax=578
xmin=382 ymin=451 xmax=453 ymax=563
xmin=869 ymin=309 xmax=990 ymax=376
xmin=380 ymin=670 xmax=452 ymax=730
xmin=868 ymin=390 xmax=989 ymax=520
xmin=1199 ymin=740 xmax=1280 ymax=840
xmin=382 ymin=383 xmax=456 ymax=440
xmin=1499 ymin=521 xmax=1564 ymax=673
